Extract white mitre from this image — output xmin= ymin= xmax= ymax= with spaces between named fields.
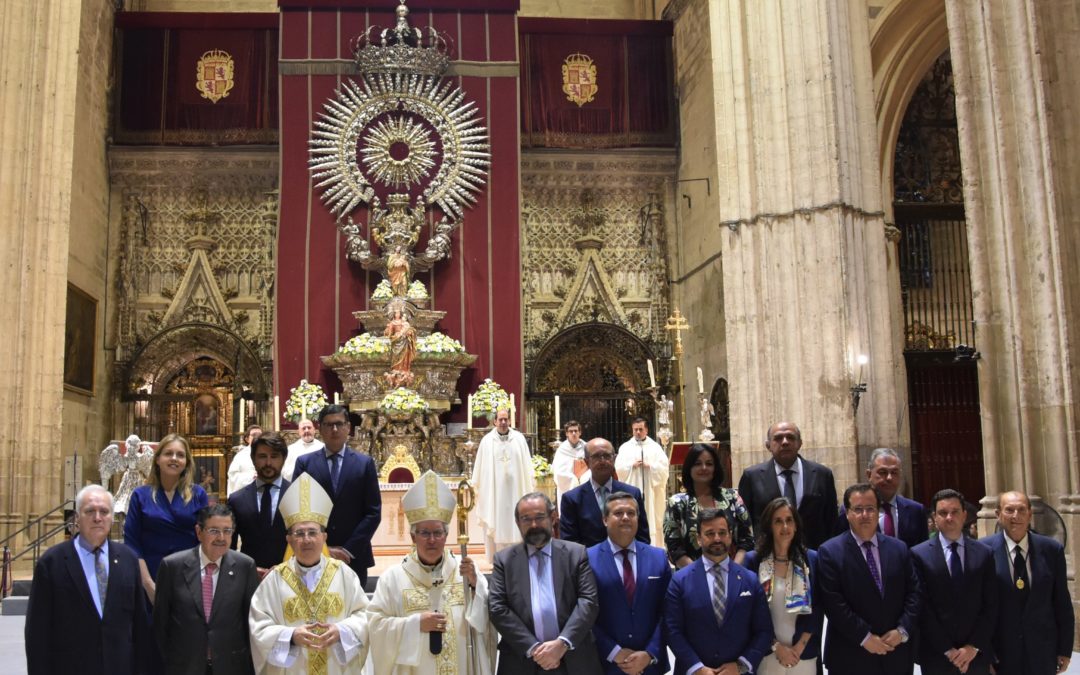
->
xmin=278 ymin=473 xmax=334 ymax=529
xmin=402 ymin=470 xmax=456 ymax=525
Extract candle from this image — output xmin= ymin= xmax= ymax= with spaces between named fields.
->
xmin=554 ymin=395 xmax=561 ymax=430
xmin=697 ymin=367 xmax=705 ymax=394
xmin=647 ymin=360 xmax=656 ymax=388
xmin=334 ymin=391 xmax=341 ymax=405
xmin=273 ymin=395 xmax=280 ymax=432
xmin=466 ymin=394 xmax=473 ymax=430
xmin=509 ymin=393 xmax=516 ymax=429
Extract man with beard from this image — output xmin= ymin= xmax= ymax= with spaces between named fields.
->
xmin=664 ymin=508 xmax=772 ymax=675
xmin=488 ymin=492 xmax=601 ymax=675
xmin=229 ymin=432 xmax=290 ymax=575
xmin=560 ymin=438 xmax=648 ymax=548
xmin=473 ymin=408 xmax=535 ymax=559
xmin=283 ymin=419 xmax=324 ymax=481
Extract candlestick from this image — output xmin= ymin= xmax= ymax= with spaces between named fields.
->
xmin=466 ymin=394 xmax=473 ymax=430
xmin=647 ymin=360 xmax=656 ymax=388
xmin=334 ymin=391 xmax=341 ymax=406
xmin=273 ymin=395 xmax=280 ymax=432
xmin=509 ymin=393 xmax=516 ymax=429
xmin=554 ymin=395 xmax=561 ymax=430
xmin=697 ymin=366 xmax=704 ymax=394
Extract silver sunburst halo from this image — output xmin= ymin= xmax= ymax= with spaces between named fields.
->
xmin=360 ymin=115 xmax=437 ymax=190
xmin=309 ymin=72 xmax=490 ymax=221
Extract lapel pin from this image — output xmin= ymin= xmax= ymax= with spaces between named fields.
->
xmin=228 ymin=570 xmax=235 ymax=576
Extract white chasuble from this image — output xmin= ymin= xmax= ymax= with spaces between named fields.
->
xmin=471 ymin=429 xmax=534 ymax=555
xmin=250 ymin=556 xmax=370 ymax=674
xmin=367 ymin=553 xmax=495 ymax=675
xmin=615 ymin=437 xmax=670 ymax=546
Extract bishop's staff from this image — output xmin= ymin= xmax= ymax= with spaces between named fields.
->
xmin=457 ymin=474 xmax=481 ymax=675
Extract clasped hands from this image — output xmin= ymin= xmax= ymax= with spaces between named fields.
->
xmin=420 ymin=611 xmax=447 ymax=633
xmin=291 ymin=622 xmax=341 ymax=651
xmin=692 ymin=663 xmax=742 ymax=675
xmin=863 ymin=628 xmax=904 ymax=655
xmin=944 ymin=645 xmax=978 ymax=673
xmin=614 ymin=647 xmax=652 ymax=675
xmin=531 ymin=639 xmax=569 ymax=670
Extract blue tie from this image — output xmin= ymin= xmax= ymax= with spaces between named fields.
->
xmin=533 ymin=551 xmax=560 ymax=642
xmin=330 ymin=453 xmax=341 ymax=493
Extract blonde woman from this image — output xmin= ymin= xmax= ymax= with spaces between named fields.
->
xmin=123 ymin=433 xmax=208 ymax=603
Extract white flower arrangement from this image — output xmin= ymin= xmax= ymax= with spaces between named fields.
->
xmin=472 ymin=378 xmax=510 ymax=419
xmin=372 ymin=279 xmax=393 ymax=301
xmin=407 ymin=280 xmax=429 ymax=300
xmin=337 ymin=332 xmax=389 ymax=357
xmin=417 ymin=332 xmax=465 ymax=354
xmin=379 ymin=387 xmax=430 ymax=415
xmin=284 ymin=379 xmax=328 ymax=423
xmin=531 ymin=453 xmax=552 ymax=480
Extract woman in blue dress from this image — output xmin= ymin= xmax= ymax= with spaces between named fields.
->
xmin=123 ymin=433 xmax=208 ymax=603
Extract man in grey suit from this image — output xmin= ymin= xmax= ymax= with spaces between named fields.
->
xmin=153 ymin=503 xmax=259 ymax=675
xmin=488 ymin=492 xmax=601 ymax=675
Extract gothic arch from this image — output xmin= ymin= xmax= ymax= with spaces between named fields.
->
xmin=123 ymin=322 xmax=270 ymax=397
xmin=871 ymin=0 xmax=950 ymax=214
xmin=529 ymin=322 xmax=657 ymax=394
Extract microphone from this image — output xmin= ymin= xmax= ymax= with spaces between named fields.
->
xmin=429 ymin=569 xmax=444 ymax=654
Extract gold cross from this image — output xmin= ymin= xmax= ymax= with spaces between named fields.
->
xmin=665 ymin=307 xmax=690 ymax=357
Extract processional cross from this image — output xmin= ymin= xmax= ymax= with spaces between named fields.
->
xmin=664 ymin=307 xmax=691 ymax=441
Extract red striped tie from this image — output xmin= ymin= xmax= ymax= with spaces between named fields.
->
xmin=202 ymin=562 xmax=217 ymax=622
xmin=620 ymin=549 xmax=636 ymax=604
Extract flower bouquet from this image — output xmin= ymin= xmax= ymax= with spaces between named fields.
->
xmin=471 ymin=378 xmax=510 ymax=422
xmin=379 ymin=387 xmax=429 ymax=421
xmin=531 ymin=453 xmax=552 ymax=480
xmin=284 ymin=379 xmax=328 ymax=423
xmin=337 ymin=332 xmax=389 ymax=358
xmin=406 ymin=280 xmax=429 ymax=301
xmin=417 ymin=332 xmax=465 ymax=356
xmin=371 ymin=279 xmax=394 ymax=302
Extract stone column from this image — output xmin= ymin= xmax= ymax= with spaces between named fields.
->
xmin=0 ymin=0 xmax=112 ymax=547
xmin=667 ymin=0 xmax=907 ymax=489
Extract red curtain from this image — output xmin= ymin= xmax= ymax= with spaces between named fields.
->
xmin=520 ymin=22 xmax=674 ymax=149
xmin=115 ymin=27 xmax=278 ymax=145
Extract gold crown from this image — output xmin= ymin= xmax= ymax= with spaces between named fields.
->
xmin=353 ymin=2 xmax=451 ymax=78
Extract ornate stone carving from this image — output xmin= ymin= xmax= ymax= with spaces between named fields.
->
xmin=894 ymin=52 xmax=963 ymax=204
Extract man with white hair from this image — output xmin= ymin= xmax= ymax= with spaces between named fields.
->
xmin=26 ymin=485 xmax=151 ymax=675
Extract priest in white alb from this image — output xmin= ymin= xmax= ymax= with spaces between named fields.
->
xmin=249 ymin=474 xmax=370 ymax=674
xmin=283 ymin=418 xmax=325 ymax=481
xmin=550 ymin=420 xmax=589 ymax=512
xmin=614 ymin=416 xmax=669 ymax=545
xmin=471 ymin=408 xmax=534 ymax=559
xmin=368 ymin=470 xmax=496 ymax=675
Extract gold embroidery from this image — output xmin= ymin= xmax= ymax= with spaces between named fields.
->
xmin=277 ymin=560 xmax=346 ymax=675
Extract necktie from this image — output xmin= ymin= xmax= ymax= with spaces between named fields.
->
xmin=596 ymin=485 xmax=608 ymax=512
xmin=620 ymin=549 xmax=636 ymax=605
xmin=1013 ymin=546 xmax=1029 ymax=591
xmin=862 ymin=541 xmax=884 ymax=595
xmin=781 ymin=469 xmax=797 ymax=505
xmin=330 ymin=453 xmax=342 ymax=493
xmin=710 ymin=563 xmax=726 ymax=626
xmin=948 ymin=541 xmax=964 ymax=584
xmin=261 ymin=483 xmax=273 ymax=527
xmin=202 ymin=562 xmax=217 ymax=622
xmin=883 ymin=502 xmax=896 ymax=537
xmin=93 ymin=546 xmax=108 ymax=613
xmin=534 ymin=552 xmax=560 ymax=642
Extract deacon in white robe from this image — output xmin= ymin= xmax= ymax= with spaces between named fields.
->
xmin=615 ymin=417 xmax=669 ymax=546
xmin=227 ymin=426 xmax=263 ymax=495
xmin=551 ymin=422 xmax=588 ymax=512
xmin=471 ymin=409 xmax=534 ymax=559
xmin=368 ymin=472 xmax=495 ymax=675
xmin=249 ymin=474 xmax=370 ymax=674
xmin=283 ymin=419 xmax=325 ymax=481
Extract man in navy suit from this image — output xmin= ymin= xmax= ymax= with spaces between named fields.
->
xmin=738 ymin=421 xmax=838 ymax=548
xmin=587 ymin=491 xmax=670 ymax=675
xmin=227 ymin=432 xmax=290 ymax=574
xmin=561 ymin=438 xmax=649 ymax=548
xmin=664 ymin=508 xmax=772 ymax=675
xmin=817 ymin=483 xmax=920 ymax=675
xmin=836 ymin=448 xmax=928 ymax=548
xmin=293 ymin=404 xmax=381 ymax=586
xmin=911 ymin=489 xmax=997 ymax=675
xmin=981 ymin=491 xmax=1073 ymax=675
xmin=25 ymin=485 xmax=150 ymax=675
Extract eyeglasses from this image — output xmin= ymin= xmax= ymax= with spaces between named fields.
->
xmin=517 ymin=514 xmax=550 ymax=525
xmin=203 ymin=528 xmax=235 ymax=537
xmin=849 ymin=506 xmax=879 ymax=516
xmin=289 ymin=529 xmax=324 ymax=540
xmin=322 ymin=421 xmax=349 ymax=431
xmin=414 ymin=529 xmax=447 ymax=540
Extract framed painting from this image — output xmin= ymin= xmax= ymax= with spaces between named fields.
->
xmin=63 ymin=283 xmax=97 ymax=394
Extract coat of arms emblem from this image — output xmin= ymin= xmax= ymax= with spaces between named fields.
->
xmin=196 ymin=49 xmax=235 ymax=104
xmin=562 ymin=53 xmax=598 ymax=107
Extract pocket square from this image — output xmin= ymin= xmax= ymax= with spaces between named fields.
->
xmin=739 ymin=590 xmax=752 ymax=597
xmin=647 ymin=576 xmax=661 ymax=580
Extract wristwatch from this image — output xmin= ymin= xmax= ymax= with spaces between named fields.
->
xmin=737 ymin=662 xmax=750 ymax=674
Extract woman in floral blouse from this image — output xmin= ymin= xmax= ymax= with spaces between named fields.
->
xmin=663 ymin=443 xmax=753 ymax=567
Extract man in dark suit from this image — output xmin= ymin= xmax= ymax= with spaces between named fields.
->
xmin=228 ymin=431 xmax=290 ymax=575
xmin=836 ymin=448 xmax=928 ymax=548
xmin=153 ymin=503 xmax=259 ymax=675
xmin=587 ymin=491 xmax=670 ymax=675
xmin=561 ymin=438 xmax=649 ymax=547
xmin=664 ymin=508 xmax=772 ymax=675
xmin=911 ymin=489 xmax=997 ymax=675
xmin=817 ymin=483 xmax=921 ymax=675
xmin=981 ymin=491 xmax=1073 ymax=675
xmin=738 ymin=421 xmax=838 ymax=548
xmin=293 ymin=403 xmax=381 ymax=586
xmin=25 ymin=484 xmax=150 ymax=675
xmin=488 ymin=492 xmax=601 ymax=675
